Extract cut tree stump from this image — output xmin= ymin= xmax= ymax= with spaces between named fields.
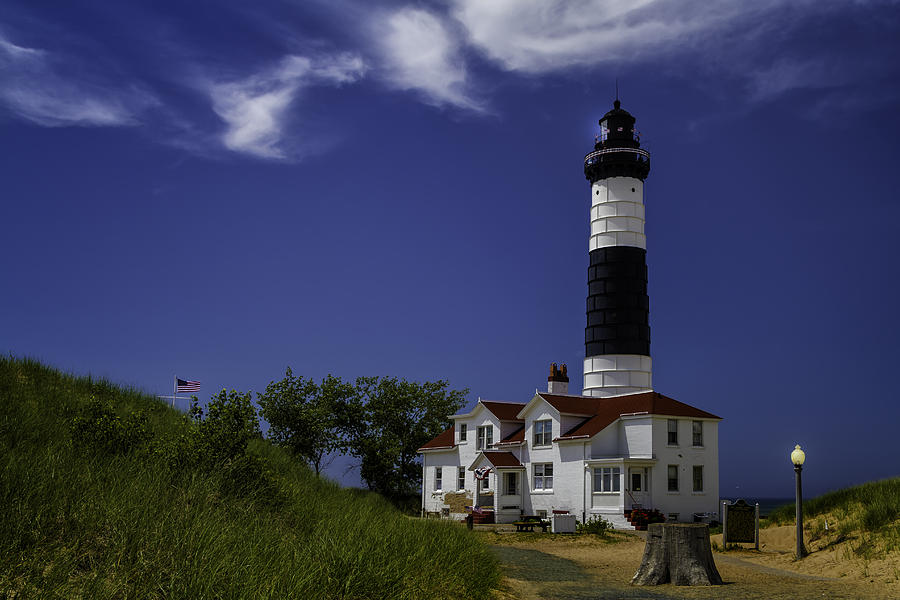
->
xmin=631 ymin=523 xmax=723 ymax=586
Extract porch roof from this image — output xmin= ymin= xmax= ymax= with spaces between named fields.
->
xmin=469 ymin=450 xmax=525 ymax=470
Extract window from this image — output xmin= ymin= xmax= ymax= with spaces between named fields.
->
xmin=667 ymin=419 xmax=678 ymax=445
xmin=593 ymin=467 xmax=621 ymax=492
xmin=533 ymin=463 xmax=553 ymax=490
xmin=477 ymin=425 xmax=493 ymax=450
xmin=533 ymin=419 xmax=552 ymax=446
xmin=480 ymin=475 xmax=490 ymax=491
xmin=458 ymin=467 xmax=466 ymax=491
xmin=693 ymin=466 xmax=704 ymax=492
xmin=435 ymin=467 xmax=443 ymax=491
xmin=692 ymin=421 xmax=703 ymax=447
xmin=667 ymin=465 xmax=679 ymax=492
xmin=459 ymin=423 xmax=467 ymax=442
xmin=504 ymin=472 xmax=518 ymax=495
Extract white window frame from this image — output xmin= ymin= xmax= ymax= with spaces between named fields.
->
xmin=667 ymin=419 xmax=678 ymax=446
xmin=693 ymin=465 xmax=704 ymax=493
xmin=477 ymin=425 xmax=493 ymax=450
xmin=667 ymin=464 xmax=679 ymax=492
xmin=692 ymin=421 xmax=703 ymax=447
xmin=480 ymin=474 xmax=490 ymax=491
xmin=533 ymin=463 xmax=553 ymax=491
xmin=593 ymin=467 xmax=621 ymax=493
xmin=533 ymin=419 xmax=552 ymax=447
xmin=459 ymin=423 xmax=467 ymax=442
xmin=435 ymin=466 xmax=443 ymax=491
xmin=458 ymin=466 xmax=466 ymax=491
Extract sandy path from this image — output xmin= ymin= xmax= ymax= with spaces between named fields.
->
xmin=486 ymin=530 xmax=898 ymax=600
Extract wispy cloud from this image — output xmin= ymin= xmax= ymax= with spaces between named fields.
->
xmin=450 ymin=0 xmax=747 ymax=74
xmin=443 ymin=0 xmax=897 ymax=111
xmin=208 ymin=53 xmax=365 ymax=159
xmin=0 ymin=34 xmax=155 ymax=127
xmin=372 ymin=7 xmax=485 ymax=112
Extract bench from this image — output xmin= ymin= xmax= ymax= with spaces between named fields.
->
xmin=513 ymin=517 xmax=550 ymax=532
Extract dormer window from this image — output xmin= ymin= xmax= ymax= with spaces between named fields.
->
xmin=477 ymin=425 xmax=493 ymax=450
xmin=459 ymin=423 xmax=467 ymax=442
xmin=533 ymin=419 xmax=552 ymax=447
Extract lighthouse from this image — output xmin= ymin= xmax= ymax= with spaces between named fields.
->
xmin=583 ymin=99 xmax=652 ymax=397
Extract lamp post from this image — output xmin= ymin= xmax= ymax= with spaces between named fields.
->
xmin=791 ymin=444 xmax=807 ymax=559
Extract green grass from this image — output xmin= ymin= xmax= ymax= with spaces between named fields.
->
xmin=767 ymin=478 xmax=900 ymax=558
xmin=0 ymin=356 xmax=499 ymax=599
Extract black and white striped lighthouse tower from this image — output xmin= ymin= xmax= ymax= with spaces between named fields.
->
xmin=582 ymin=99 xmax=652 ymax=397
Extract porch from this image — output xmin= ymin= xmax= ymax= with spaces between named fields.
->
xmin=586 ymin=458 xmax=656 ymax=526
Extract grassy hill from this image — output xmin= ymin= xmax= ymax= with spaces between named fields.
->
xmin=767 ymin=477 xmax=900 ymax=560
xmin=0 ymin=357 xmax=498 ymax=599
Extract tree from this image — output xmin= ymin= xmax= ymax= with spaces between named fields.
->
xmin=347 ymin=376 xmax=467 ymax=501
xmin=257 ymin=368 xmax=354 ymax=476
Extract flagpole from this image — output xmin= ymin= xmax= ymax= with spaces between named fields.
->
xmin=172 ymin=374 xmax=176 ymax=408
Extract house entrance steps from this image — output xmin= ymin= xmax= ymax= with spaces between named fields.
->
xmin=595 ymin=512 xmax=635 ymax=531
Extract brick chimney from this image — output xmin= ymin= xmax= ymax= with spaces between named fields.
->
xmin=547 ymin=363 xmax=569 ymax=395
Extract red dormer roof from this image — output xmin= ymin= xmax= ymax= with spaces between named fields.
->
xmin=480 ymin=401 xmax=527 ymax=421
xmin=417 ymin=424 xmax=455 ymax=451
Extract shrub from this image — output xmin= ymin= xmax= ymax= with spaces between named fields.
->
xmin=578 ymin=515 xmax=612 ymax=535
xmin=70 ymin=397 xmax=150 ymax=455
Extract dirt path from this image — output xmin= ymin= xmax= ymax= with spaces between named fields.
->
xmin=485 ymin=530 xmax=897 ymax=600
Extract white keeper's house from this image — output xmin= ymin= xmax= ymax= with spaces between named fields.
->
xmin=418 ymin=100 xmax=722 ymax=528
xmin=418 ymin=365 xmax=721 ymax=528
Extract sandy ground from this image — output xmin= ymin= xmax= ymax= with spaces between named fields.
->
xmin=710 ymin=517 xmax=900 ymax=586
xmin=481 ymin=524 xmax=900 ymax=600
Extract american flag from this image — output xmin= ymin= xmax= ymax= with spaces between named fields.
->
xmin=474 ymin=466 xmax=492 ymax=480
xmin=176 ymin=378 xmax=201 ymax=393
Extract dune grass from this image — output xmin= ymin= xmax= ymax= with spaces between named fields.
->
xmin=0 ymin=356 xmax=498 ymax=599
xmin=767 ymin=478 xmax=900 ymax=558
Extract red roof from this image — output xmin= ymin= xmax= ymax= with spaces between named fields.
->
xmin=497 ymin=425 xmax=525 ymax=445
xmin=417 ymin=424 xmax=455 ymax=451
xmin=478 ymin=451 xmax=524 ymax=468
xmin=481 ymin=401 xmax=527 ymax=420
xmin=547 ymin=392 xmax=721 ymax=440
xmin=418 ymin=391 xmax=720 ymax=451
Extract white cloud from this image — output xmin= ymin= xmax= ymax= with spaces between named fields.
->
xmin=374 ymin=7 xmax=484 ymax=112
xmin=208 ymin=53 xmax=365 ymax=159
xmin=0 ymin=34 xmax=154 ymax=127
xmin=449 ymin=0 xmax=771 ymax=74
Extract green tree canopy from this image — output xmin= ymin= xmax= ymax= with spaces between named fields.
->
xmin=257 ymin=368 xmax=354 ymax=476
xmin=348 ymin=376 xmax=467 ymax=501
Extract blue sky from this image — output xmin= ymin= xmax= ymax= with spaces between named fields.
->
xmin=3 ymin=0 xmax=899 ymax=498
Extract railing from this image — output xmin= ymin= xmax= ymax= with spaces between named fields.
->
xmin=584 ymin=147 xmax=650 ymax=166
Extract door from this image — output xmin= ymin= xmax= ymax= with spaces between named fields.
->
xmin=628 ymin=467 xmax=647 ymax=509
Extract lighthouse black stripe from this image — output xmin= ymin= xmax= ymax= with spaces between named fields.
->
xmin=585 ymin=246 xmax=650 ymax=357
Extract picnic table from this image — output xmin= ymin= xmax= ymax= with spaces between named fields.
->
xmin=513 ymin=517 xmax=550 ymax=532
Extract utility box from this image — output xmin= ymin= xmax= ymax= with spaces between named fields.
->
xmin=552 ymin=514 xmax=576 ymax=534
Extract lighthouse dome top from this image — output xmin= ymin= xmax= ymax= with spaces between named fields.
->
xmin=600 ymin=99 xmax=635 ymax=124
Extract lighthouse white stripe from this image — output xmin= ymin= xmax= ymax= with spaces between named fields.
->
xmin=590 ymin=177 xmax=645 ymax=250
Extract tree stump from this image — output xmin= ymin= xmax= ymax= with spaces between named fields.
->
xmin=631 ymin=523 xmax=723 ymax=586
